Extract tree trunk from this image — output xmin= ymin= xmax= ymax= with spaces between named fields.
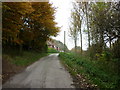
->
xmin=19 ymin=44 xmax=23 ymax=55
xmin=109 ymin=37 xmax=112 ymax=48
xmin=80 ymin=31 xmax=82 ymax=54
xmin=100 ymin=31 xmax=104 ymax=52
xmin=74 ymin=38 xmax=77 ymax=53
xmin=85 ymin=3 xmax=90 ymax=48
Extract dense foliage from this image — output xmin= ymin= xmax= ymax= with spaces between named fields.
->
xmin=88 ymin=2 xmax=120 ymax=58
xmin=2 ymin=2 xmax=59 ymax=52
xmin=70 ymin=2 xmax=120 ymax=58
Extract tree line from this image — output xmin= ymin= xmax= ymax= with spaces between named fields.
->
xmin=69 ymin=2 xmax=120 ymax=88
xmin=2 ymin=2 xmax=59 ymax=53
xmin=69 ymin=1 xmax=120 ymax=59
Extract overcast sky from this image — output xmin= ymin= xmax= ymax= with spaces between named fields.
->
xmin=49 ymin=0 xmax=88 ymax=50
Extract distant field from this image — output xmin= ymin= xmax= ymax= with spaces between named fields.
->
xmin=47 ymin=48 xmax=59 ymax=53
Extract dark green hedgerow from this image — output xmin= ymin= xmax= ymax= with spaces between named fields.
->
xmin=59 ymin=52 xmax=119 ymax=89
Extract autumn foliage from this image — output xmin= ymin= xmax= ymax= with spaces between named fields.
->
xmin=2 ymin=2 xmax=59 ymax=52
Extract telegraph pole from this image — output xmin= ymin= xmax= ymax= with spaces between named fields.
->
xmin=64 ymin=31 xmax=66 ymax=52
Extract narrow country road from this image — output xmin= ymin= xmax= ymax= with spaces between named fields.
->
xmin=3 ymin=54 xmax=75 ymax=88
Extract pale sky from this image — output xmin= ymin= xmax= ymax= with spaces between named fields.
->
xmin=49 ymin=0 xmax=88 ymax=50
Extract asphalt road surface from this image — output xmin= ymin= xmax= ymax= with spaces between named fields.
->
xmin=3 ymin=54 xmax=75 ymax=88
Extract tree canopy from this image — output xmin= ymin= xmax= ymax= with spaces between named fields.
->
xmin=2 ymin=2 xmax=60 ymax=52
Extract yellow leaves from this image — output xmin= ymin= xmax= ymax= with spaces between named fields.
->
xmin=95 ymin=53 xmax=100 ymax=57
xmin=20 ymin=2 xmax=34 ymax=14
xmin=2 ymin=4 xmax=10 ymax=10
xmin=3 ymin=2 xmax=60 ymax=48
xmin=13 ymin=39 xmax=23 ymax=45
xmin=3 ymin=2 xmax=34 ymax=16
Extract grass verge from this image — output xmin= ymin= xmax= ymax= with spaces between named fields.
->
xmin=3 ymin=51 xmax=48 ymax=66
xmin=2 ymin=50 xmax=49 ymax=83
xmin=13 ymin=51 xmax=48 ymax=66
xmin=59 ymin=52 xmax=119 ymax=89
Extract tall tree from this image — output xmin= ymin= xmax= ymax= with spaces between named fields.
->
xmin=2 ymin=2 xmax=34 ymax=52
xmin=2 ymin=2 xmax=59 ymax=52
xmin=69 ymin=2 xmax=83 ymax=53
xmin=69 ymin=10 xmax=78 ymax=52
xmin=77 ymin=2 xmax=91 ymax=48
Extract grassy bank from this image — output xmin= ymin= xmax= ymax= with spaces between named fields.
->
xmin=59 ymin=52 xmax=119 ymax=89
xmin=2 ymin=50 xmax=49 ymax=83
xmin=3 ymin=50 xmax=48 ymax=66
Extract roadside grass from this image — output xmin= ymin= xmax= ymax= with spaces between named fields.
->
xmin=47 ymin=48 xmax=59 ymax=53
xmin=3 ymin=47 xmax=59 ymax=66
xmin=3 ymin=50 xmax=48 ymax=66
xmin=2 ymin=48 xmax=57 ymax=83
xmin=12 ymin=52 xmax=48 ymax=66
xmin=59 ymin=52 xmax=119 ymax=89
xmin=2 ymin=48 xmax=58 ymax=66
